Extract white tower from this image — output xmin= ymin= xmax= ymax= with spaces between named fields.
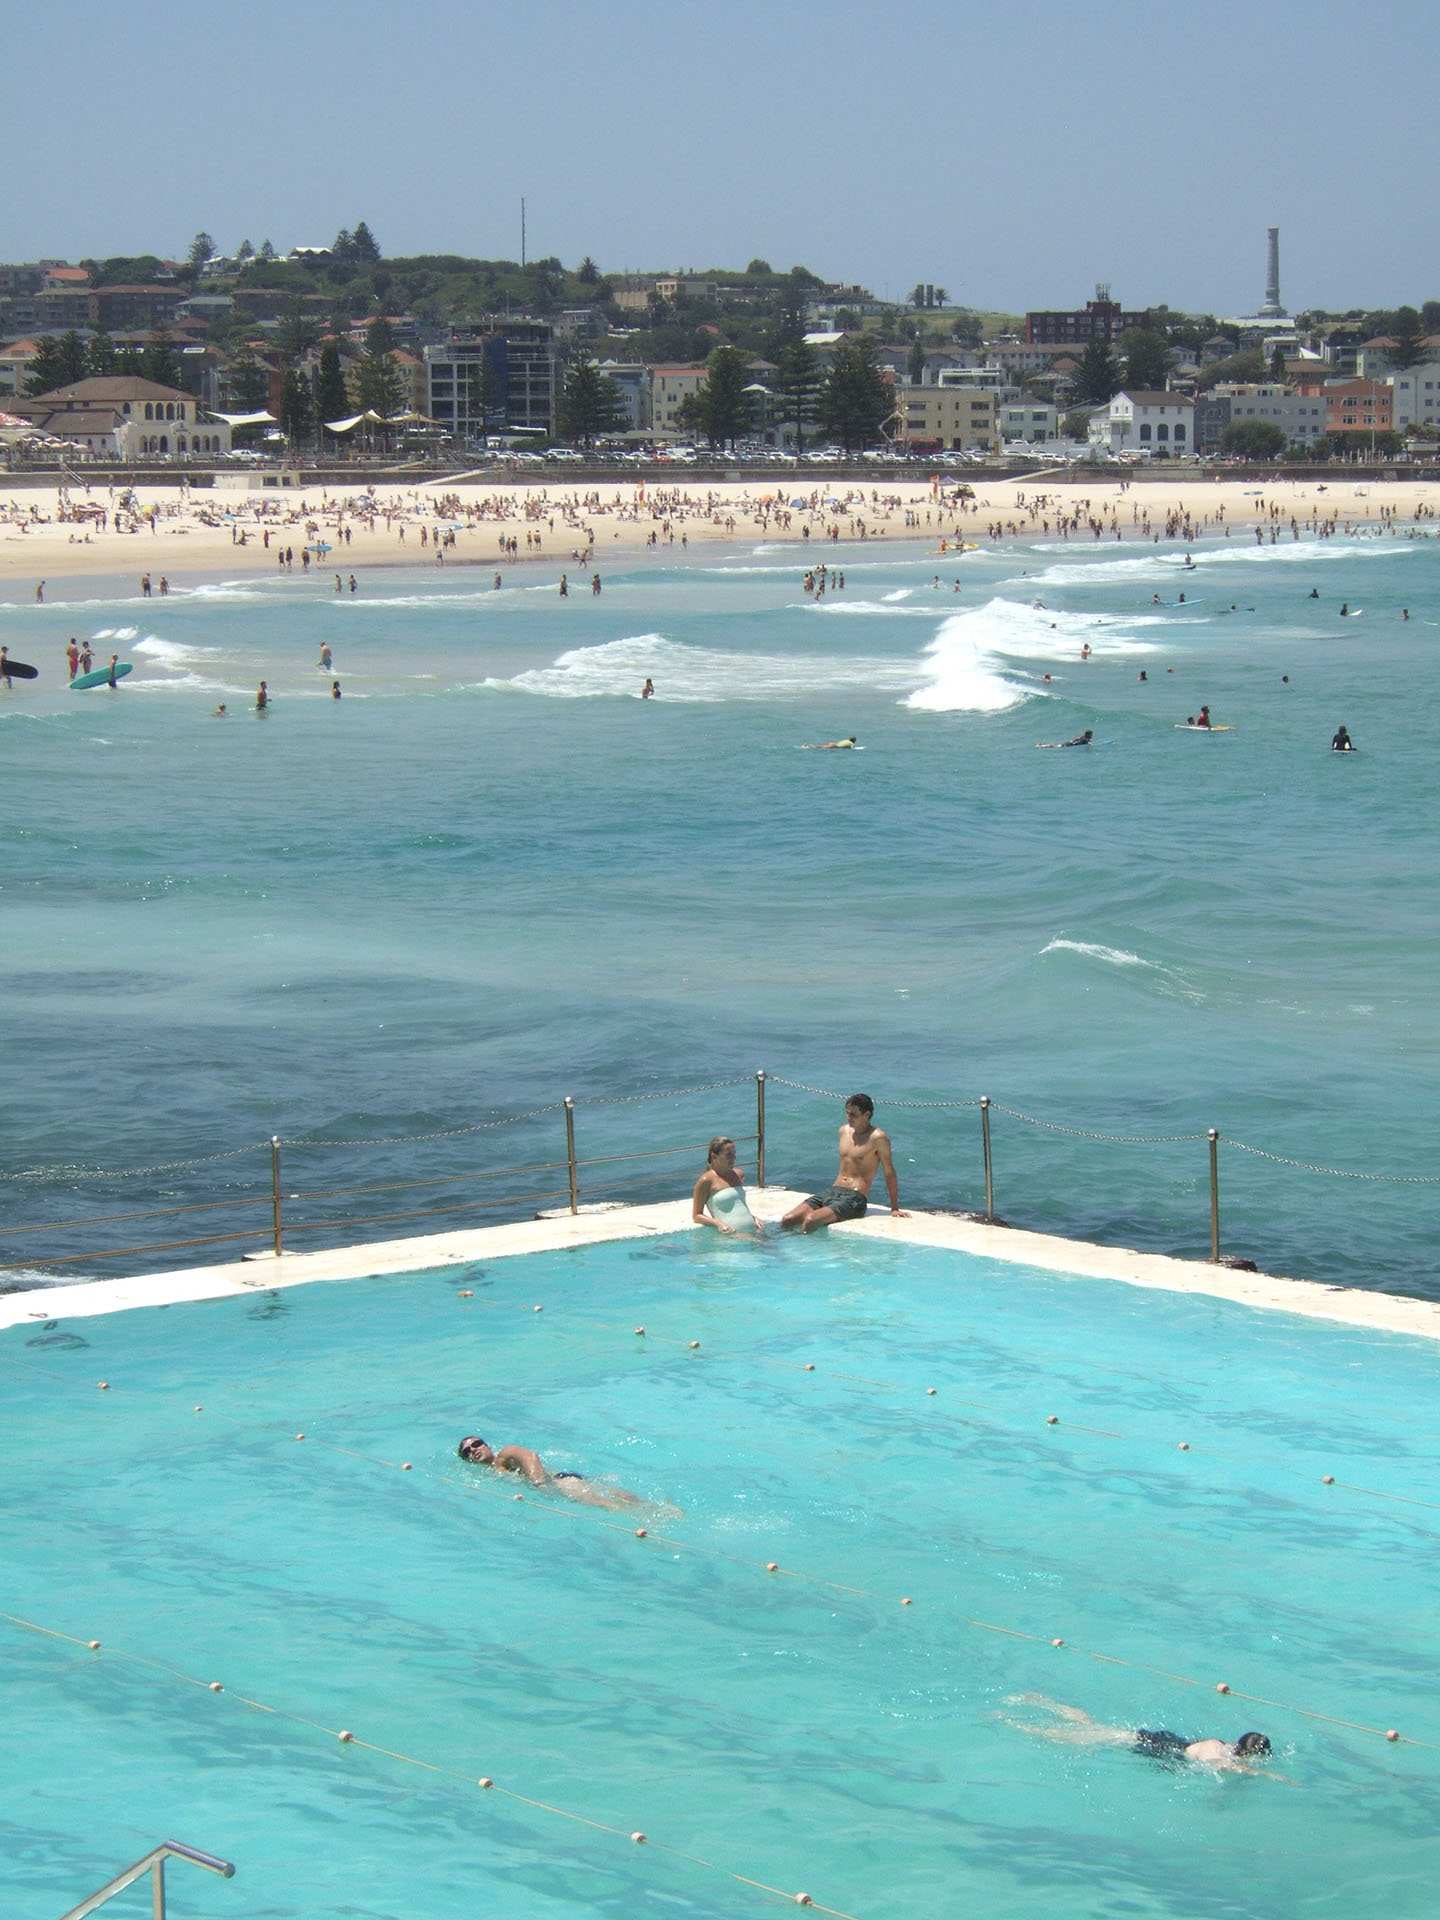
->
xmin=1259 ymin=227 xmax=1286 ymax=318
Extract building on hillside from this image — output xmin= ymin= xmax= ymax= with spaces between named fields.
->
xmin=0 ymin=338 xmax=43 ymax=397
xmin=1306 ymin=377 xmax=1393 ymax=439
xmin=894 ymin=380 xmax=997 ymax=452
xmin=998 ymin=400 xmax=1059 ymax=443
xmin=7 ymin=377 xmax=231 ymax=458
xmin=1193 ymin=394 xmax=1231 ymax=457
xmin=92 ymin=284 xmax=190 ymax=332
xmin=425 ymin=320 xmax=557 ymax=441
xmin=1026 ymin=286 xmax=1147 ymax=347
xmin=1209 ymin=384 xmax=1326 ymax=450
xmin=1387 ymin=363 xmax=1440 ymax=431
xmin=595 ymin=361 xmax=651 ymax=432
xmin=650 ymin=365 xmax=707 ymax=437
xmin=985 ymin=338 xmax=1061 ymax=377
xmin=1088 ymin=390 xmax=1194 ymax=457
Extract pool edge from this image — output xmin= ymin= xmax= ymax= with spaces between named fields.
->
xmin=5 ymin=1194 xmax=1440 ymax=1343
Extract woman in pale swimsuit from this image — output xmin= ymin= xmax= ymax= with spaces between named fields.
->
xmin=692 ymin=1136 xmax=761 ymax=1234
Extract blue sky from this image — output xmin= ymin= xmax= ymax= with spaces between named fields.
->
xmin=6 ymin=0 xmax=1437 ymax=317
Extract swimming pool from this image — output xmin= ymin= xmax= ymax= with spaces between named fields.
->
xmin=5 ymin=1232 xmax=1437 ymax=1918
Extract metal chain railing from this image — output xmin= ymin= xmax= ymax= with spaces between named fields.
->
xmin=4 ymin=1070 xmax=1440 ymax=1282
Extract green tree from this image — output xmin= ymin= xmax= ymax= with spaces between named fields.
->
xmin=24 ymin=336 xmax=66 ymax=395
xmin=556 ymin=354 xmax=627 ymax=446
xmin=228 ymin=346 xmax=271 ymax=410
xmin=186 ymin=230 xmax=215 ymax=276
xmin=276 ymin=297 xmax=320 ymax=362
xmin=576 ymin=256 xmax=599 ymax=286
xmin=907 ymin=336 xmax=927 ymax=383
xmin=1119 ymin=328 xmax=1168 ymax=390
xmin=820 ymin=336 xmax=892 ymax=452
xmin=141 ymin=331 xmax=180 ymax=388
xmin=314 ymin=341 xmax=351 ymax=424
xmin=693 ymin=343 xmax=750 ymax=448
xmin=1073 ymin=334 xmax=1122 ymax=403
xmin=775 ymin=337 xmax=820 ymax=451
xmin=355 ymin=317 xmax=405 ymax=416
xmin=351 ymin=221 xmax=381 ymax=264
xmin=1271 ymin=343 xmax=1287 ymax=381
xmin=1221 ymin=420 xmax=1287 ymax=461
xmin=86 ymin=330 xmax=117 ymax=377
xmin=236 ymin=238 xmax=255 ymax=265
xmin=746 ymin=258 xmax=773 ymax=277
xmin=56 ymin=330 xmax=89 ymax=386
xmin=279 ymin=367 xmax=314 ymax=442
xmin=258 ymin=238 xmax=276 ymax=262
xmin=1389 ymin=305 xmax=1426 ymax=369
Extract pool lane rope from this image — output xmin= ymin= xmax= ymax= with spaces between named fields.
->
xmin=0 ymin=1610 xmax=855 ymax=1919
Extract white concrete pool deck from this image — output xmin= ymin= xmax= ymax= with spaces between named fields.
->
xmin=5 ymin=1192 xmax=1440 ymax=1342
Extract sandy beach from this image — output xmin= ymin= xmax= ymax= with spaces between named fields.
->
xmin=4 ymin=471 xmax=1438 ymax=595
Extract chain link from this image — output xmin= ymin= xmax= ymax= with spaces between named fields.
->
xmin=990 ymin=1104 xmax=1209 ymax=1146
xmin=0 ymin=1142 xmax=271 ymax=1183
xmin=282 ymin=1103 xmax=565 ymax=1149
xmin=765 ymin=1076 xmax=979 ymax=1111
xmin=576 ymin=1076 xmax=754 ymax=1108
xmin=1225 ymin=1139 xmax=1440 ymax=1183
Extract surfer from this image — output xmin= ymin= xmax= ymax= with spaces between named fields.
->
xmin=1138 ymin=670 xmax=1148 ymax=681
xmin=1332 ymin=724 xmax=1355 ymax=752
xmin=781 ymin=1094 xmax=905 ymax=1232
xmin=1308 ymin=587 xmax=1319 ymax=598
xmin=1339 ymin=603 xmax=1350 ymax=617
xmin=106 ymin=654 xmax=120 ymax=690
xmin=1194 ymin=706 xmax=1211 ymax=728
xmin=692 ymin=1136 xmax=762 ymax=1235
xmin=456 ymin=1436 xmax=645 ymax=1510
xmin=802 ymin=735 xmax=857 ymax=750
xmin=1062 ymin=729 xmax=1094 ymax=747
xmin=1006 ymin=1696 xmax=1278 ymax=1775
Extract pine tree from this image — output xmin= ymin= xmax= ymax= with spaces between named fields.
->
xmin=1390 ymin=306 xmax=1426 ymax=370
xmin=775 ymin=338 xmax=820 ymax=451
xmin=351 ymin=222 xmax=381 ymax=263
xmin=1074 ymin=335 xmax=1122 ymax=404
xmin=56 ymin=330 xmax=89 ymax=386
xmin=228 ymin=347 xmax=271 ymax=411
xmin=355 ymin=318 xmax=403 ymax=416
xmin=186 ymin=231 xmax=215 ymax=276
xmin=279 ymin=368 xmax=314 ymax=442
xmin=142 ymin=332 xmax=180 ymax=388
xmin=86 ymin=331 xmax=117 ymax=378
xmin=557 ymin=355 xmax=627 ymax=446
xmin=819 ymin=336 xmax=892 ymax=453
xmin=24 ymin=336 xmax=66 ymax=395
xmin=694 ymin=344 xmax=750 ymax=448
xmin=1119 ymin=328 xmax=1168 ymax=390
xmin=315 ymin=341 xmax=351 ymax=424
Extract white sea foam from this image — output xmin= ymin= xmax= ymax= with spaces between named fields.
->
xmin=487 ymin=633 xmax=914 ymax=703
xmin=90 ymin=626 xmax=139 ymax=642
xmin=133 ymin=637 xmax=224 ymax=666
xmin=1041 ymin=938 xmax=1152 ymax=968
xmin=1022 ymin=539 xmax=1405 ymax=589
xmin=905 ymin=600 xmax=1157 ymax=713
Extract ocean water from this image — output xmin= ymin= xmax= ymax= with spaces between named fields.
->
xmin=3 ymin=516 xmax=1440 ymax=1293
xmin=4 ymin=1234 xmax=1438 ymax=1920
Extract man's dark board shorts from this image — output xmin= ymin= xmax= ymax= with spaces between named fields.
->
xmin=804 ymin=1185 xmax=868 ymax=1222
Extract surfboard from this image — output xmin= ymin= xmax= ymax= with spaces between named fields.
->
xmin=1152 ymin=596 xmax=1205 ymax=607
xmin=1175 ymin=723 xmax=1232 ymax=732
xmin=0 ymin=658 xmax=37 ymax=679
xmin=70 ymin=662 xmax=133 ymax=690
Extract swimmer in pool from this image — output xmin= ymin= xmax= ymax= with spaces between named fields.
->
xmin=457 ymin=1437 xmax=644 ymax=1510
xmin=802 ymin=735 xmax=857 ymax=749
xmin=692 ymin=1135 xmax=761 ymax=1234
xmin=1007 ymin=1696 xmax=1280 ymax=1775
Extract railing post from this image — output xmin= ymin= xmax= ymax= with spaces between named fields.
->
xmin=152 ymin=1856 xmax=164 ymax=1920
xmin=1208 ymin=1128 xmax=1220 ymax=1262
xmin=980 ymin=1096 xmax=993 ymax=1220
xmin=755 ymin=1070 xmax=767 ymax=1188
xmin=564 ymin=1098 xmax=578 ymax=1215
xmin=270 ymin=1137 xmax=283 ymax=1256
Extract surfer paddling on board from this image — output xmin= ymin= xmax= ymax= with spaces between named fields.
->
xmin=781 ymin=1094 xmax=906 ymax=1232
xmin=1332 ymin=724 xmax=1355 ymax=752
xmin=1193 ymin=706 xmax=1211 ymax=728
xmin=802 ymin=735 xmax=857 ymax=750
xmin=457 ymin=1437 xmax=646 ymax=1510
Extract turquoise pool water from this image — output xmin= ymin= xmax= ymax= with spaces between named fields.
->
xmin=5 ymin=520 xmax=1440 ymax=1295
xmin=4 ymin=1235 xmax=1437 ymax=1918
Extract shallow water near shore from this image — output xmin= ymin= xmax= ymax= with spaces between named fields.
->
xmin=4 ymin=520 xmax=1440 ymax=1294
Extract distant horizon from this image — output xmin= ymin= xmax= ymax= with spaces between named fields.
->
xmin=5 ymin=0 xmax=1438 ymax=317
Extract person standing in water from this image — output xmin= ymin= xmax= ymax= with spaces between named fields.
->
xmin=692 ymin=1136 xmax=761 ymax=1234
xmin=1332 ymin=724 xmax=1354 ymax=751
xmin=256 ymin=681 xmax=269 ymax=711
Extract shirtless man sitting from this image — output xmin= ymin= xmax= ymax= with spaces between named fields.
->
xmin=781 ymin=1093 xmax=907 ymax=1232
xmin=457 ymin=1435 xmax=642 ymax=1510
